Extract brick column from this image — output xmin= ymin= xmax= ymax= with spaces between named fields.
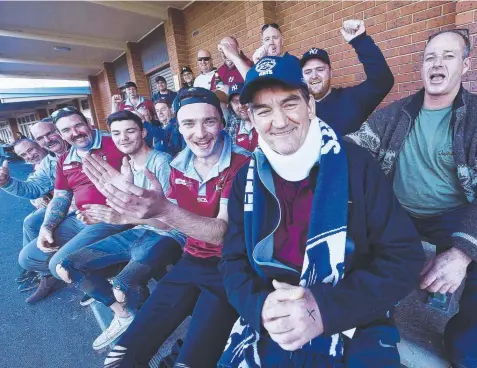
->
xmin=243 ymin=1 xmax=277 ymax=57
xmin=8 ymin=118 xmax=19 ymax=138
xmin=126 ymin=42 xmax=150 ymax=98
xmin=165 ymin=7 xmax=189 ymax=90
xmin=88 ymin=61 xmax=117 ymax=131
xmin=456 ymin=1 xmax=477 ymax=93
xmin=87 ymin=94 xmax=98 ymax=129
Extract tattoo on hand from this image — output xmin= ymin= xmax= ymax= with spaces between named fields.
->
xmin=307 ymin=309 xmax=316 ymax=321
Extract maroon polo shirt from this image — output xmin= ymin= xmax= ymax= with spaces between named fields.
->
xmin=210 ymin=52 xmax=254 ymax=89
xmin=55 ymin=135 xmax=124 ymax=210
xmin=272 ymin=168 xmax=318 ymax=270
xmin=235 ymin=124 xmax=259 ymax=152
xmin=166 ymin=148 xmax=250 ymax=259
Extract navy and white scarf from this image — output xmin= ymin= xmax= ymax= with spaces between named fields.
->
xmin=221 ymin=120 xmax=353 ymax=367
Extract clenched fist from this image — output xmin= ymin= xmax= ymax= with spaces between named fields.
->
xmin=341 ymin=20 xmax=366 ymax=43
xmin=0 ymin=160 xmax=10 ymax=186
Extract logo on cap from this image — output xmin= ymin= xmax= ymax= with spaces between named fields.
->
xmin=309 ymin=48 xmax=319 ymax=55
xmin=231 ymin=84 xmax=238 ymax=91
xmin=255 ymin=58 xmax=276 ymax=76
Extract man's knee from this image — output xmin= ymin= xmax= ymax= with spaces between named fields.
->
xmin=444 ymin=315 xmax=477 ymax=367
xmin=55 ymin=263 xmax=72 ymax=283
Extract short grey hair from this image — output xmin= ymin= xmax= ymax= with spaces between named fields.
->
xmin=428 ymin=29 xmax=471 ymax=59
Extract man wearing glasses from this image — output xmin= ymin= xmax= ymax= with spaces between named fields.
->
xmin=347 ymin=29 xmax=477 ymax=368
xmin=193 ymin=49 xmax=216 ymax=90
xmin=1 ymin=120 xmax=70 ymax=290
xmin=18 ymin=107 xmax=127 ymax=304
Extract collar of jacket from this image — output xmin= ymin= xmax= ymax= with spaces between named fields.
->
xmin=403 ymin=86 xmax=465 ymax=122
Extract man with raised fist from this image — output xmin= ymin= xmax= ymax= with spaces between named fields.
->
xmin=301 ymin=20 xmax=394 ymax=135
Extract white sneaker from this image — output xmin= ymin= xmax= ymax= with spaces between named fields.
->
xmin=93 ymin=314 xmax=134 ymax=350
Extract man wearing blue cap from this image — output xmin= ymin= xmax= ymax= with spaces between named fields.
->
xmin=218 ymin=54 xmax=424 ymax=367
xmin=301 ymin=20 xmax=394 ymax=135
xmin=90 ymin=87 xmax=251 ymax=367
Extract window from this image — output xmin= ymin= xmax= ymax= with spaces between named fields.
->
xmin=80 ymin=99 xmax=89 ymax=111
xmin=0 ymin=121 xmax=13 ymax=144
xmin=16 ymin=113 xmax=38 ymax=138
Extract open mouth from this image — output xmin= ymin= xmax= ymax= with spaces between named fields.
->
xmin=309 ymin=79 xmax=322 ymax=86
xmin=194 ymin=139 xmax=213 ymax=150
xmin=47 ymin=141 xmax=59 ymax=148
xmin=429 ymin=72 xmax=446 ymax=83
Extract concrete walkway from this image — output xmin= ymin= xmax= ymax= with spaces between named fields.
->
xmin=0 ymin=160 xmax=104 ymax=368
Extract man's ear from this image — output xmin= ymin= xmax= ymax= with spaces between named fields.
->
xmin=141 ymin=128 xmax=147 ymax=139
xmin=248 ymin=108 xmax=256 ymax=127
xmin=463 ymin=57 xmax=471 ymax=76
xmin=308 ymin=95 xmax=316 ymax=120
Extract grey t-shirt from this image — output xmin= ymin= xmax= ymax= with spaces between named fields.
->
xmin=393 ymin=106 xmax=467 ymax=217
xmin=133 ymin=149 xmax=186 ymax=245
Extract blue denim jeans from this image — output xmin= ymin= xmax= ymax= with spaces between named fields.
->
xmin=22 ymin=208 xmax=46 ymax=247
xmin=106 ymin=254 xmax=238 ymax=368
xmin=60 ymin=228 xmax=182 ymax=311
xmin=411 ymin=204 xmax=477 ymax=368
xmin=18 ymin=213 xmax=126 ymax=277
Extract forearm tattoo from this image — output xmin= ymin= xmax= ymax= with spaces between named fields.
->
xmin=307 ymin=309 xmax=316 ymax=321
xmin=42 ymin=190 xmax=73 ymax=230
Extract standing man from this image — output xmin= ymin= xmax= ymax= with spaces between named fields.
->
xmin=301 ymin=20 xmax=394 ymax=135
xmin=111 ymin=81 xmax=155 ymax=118
xmin=179 ymin=66 xmax=195 ymax=93
xmin=347 ymin=30 xmax=477 ymax=368
xmin=219 ymin=53 xmax=424 ymax=367
xmin=85 ymin=88 xmax=251 ymax=368
xmin=152 ymin=76 xmax=177 ymax=105
xmin=18 ymin=107 xmax=127 ymax=303
xmin=211 ymin=36 xmax=253 ymax=90
xmin=193 ymin=49 xmax=216 ymax=90
xmin=252 ymin=23 xmax=284 ymax=63
xmin=57 ymin=110 xmax=184 ymax=350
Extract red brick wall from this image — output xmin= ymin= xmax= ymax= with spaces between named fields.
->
xmin=277 ymin=0 xmax=457 ymax=106
xmin=126 ymin=42 xmax=151 ymax=98
xmin=89 ymin=62 xmax=117 ymax=131
xmin=456 ymin=1 xmax=477 ymax=93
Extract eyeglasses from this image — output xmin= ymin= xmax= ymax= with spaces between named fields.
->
xmin=197 ymin=57 xmax=211 ymax=62
xmin=261 ymin=23 xmax=280 ymax=32
xmin=35 ymin=129 xmax=58 ymax=143
xmin=51 ymin=106 xmax=80 ymax=123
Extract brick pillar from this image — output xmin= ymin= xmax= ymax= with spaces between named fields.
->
xmin=8 ymin=118 xmax=19 ymax=138
xmin=243 ymin=1 xmax=277 ymax=57
xmin=87 ymin=94 xmax=98 ymax=129
xmin=456 ymin=1 xmax=477 ymax=93
xmin=35 ymin=109 xmax=48 ymax=120
xmin=165 ymin=7 xmax=188 ymax=90
xmin=126 ymin=42 xmax=150 ymax=98
xmin=88 ymin=61 xmax=117 ymax=131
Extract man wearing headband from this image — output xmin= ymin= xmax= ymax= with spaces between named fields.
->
xmin=85 ymin=87 xmax=251 ymax=367
xmin=301 ymin=20 xmax=394 ymax=135
xmin=218 ymin=54 xmax=424 ymax=367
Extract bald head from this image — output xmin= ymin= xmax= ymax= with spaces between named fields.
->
xmin=219 ymin=37 xmax=240 ymax=67
xmin=197 ymin=49 xmax=213 ymax=74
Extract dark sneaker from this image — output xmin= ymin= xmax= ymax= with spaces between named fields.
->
xmin=80 ymin=294 xmax=94 ymax=307
xmin=18 ymin=274 xmax=40 ymax=292
xmin=26 ymin=276 xmax=60 ymax=304
xmin=16 ymin=269 xmax=37 ymax=283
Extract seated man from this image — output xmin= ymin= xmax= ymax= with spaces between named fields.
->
xmin=219 ymin=54 xmax=424 ymax=367
xmin=301 ymin=19 xmax=394 ymax=135
xmin=111 ymin=81 xmax=155 ymax=117
xmin=179 ymin=66 xmax=195 ymax=93
xmin=84 ymin=88 xmax=251 ymax=367
xmin=18 ymin=107 xmax=127 ymax=303
xmin=148 ymin=100 xmax=184 ymax=157
xmin=347 ymin=29 xmax=477 ymax=368
xmin=193 ymin=49 xmax=216 ymax=89
xmin=152 ymin=75 xmax=177 ymax=105
xmin=56 ymin=110 xmax=184 ymax=350
xmin=228 ymin=83 xmax=258 ymax=151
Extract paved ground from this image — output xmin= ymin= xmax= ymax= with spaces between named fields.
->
xmin=0 ymin=160 xmax=104 ymax=368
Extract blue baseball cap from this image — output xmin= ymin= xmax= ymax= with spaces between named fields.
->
xmin=173 ymin=87 xmax=224 ymax=124
xmin=228 ymin=83 xmax=244 ymax=102
xmin=300 ymin=48 xmax=331 ymax=68
xmin=240 ymin=53 xmax=307 ymax=104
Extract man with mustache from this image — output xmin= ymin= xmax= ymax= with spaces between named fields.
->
xmin=219 ymin=53 xmax=423 ymax=368
xmin=347 ymin=30 xmax=477 ymax=368
xmin=85 ymin=88 xmax=251 ymax=367
xmin=56 ymin=110 xmax=185 ymax=350
xmin=193 ymin=49 xmax=216 ymax=90
xmin=18 ymin=107 xmax=127 ymax=303
xmin=301 ymin=20 xmax=393 ymax=136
